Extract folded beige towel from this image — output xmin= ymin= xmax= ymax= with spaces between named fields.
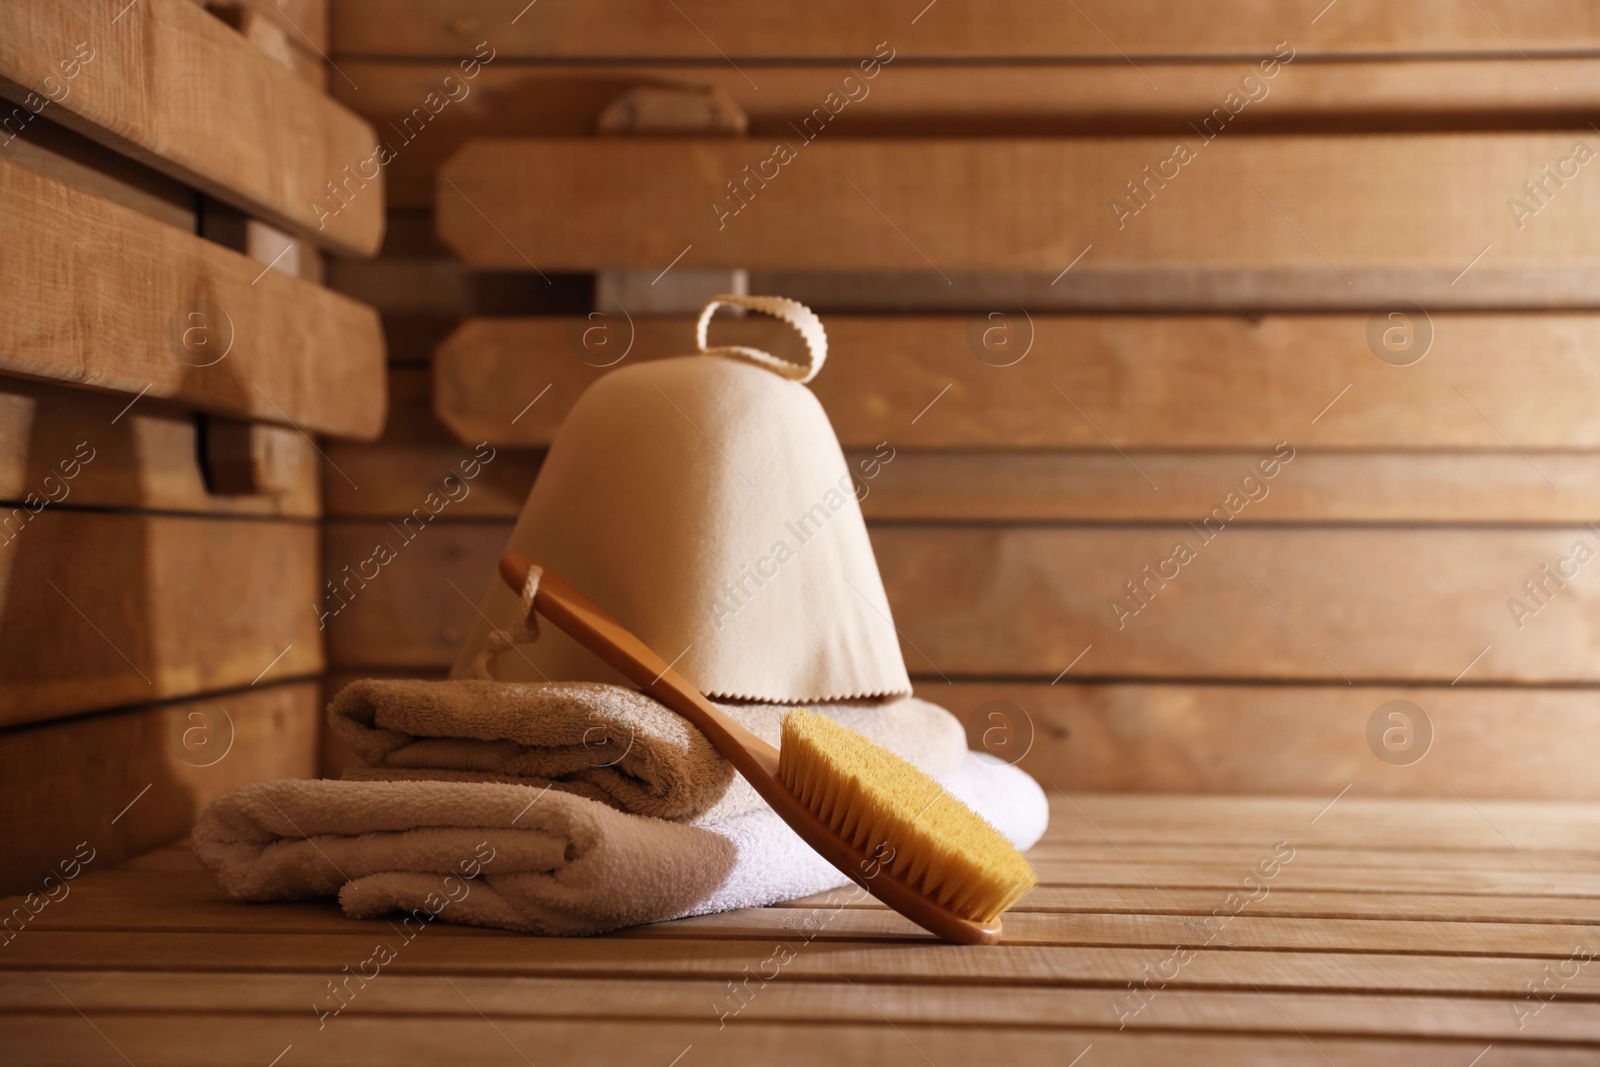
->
xmin=329 ymin=679 xmax=967 ymax=826
xmin=195 ymin=680 xmax=1047 ymax=936
xmin=192 ymin=754 xmax=1048 ymax=937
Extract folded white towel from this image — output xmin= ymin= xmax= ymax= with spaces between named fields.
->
xmin=193 ymin=752 xmax=1047 ymax=936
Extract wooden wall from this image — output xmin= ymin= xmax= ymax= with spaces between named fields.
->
xmin=323 ymin=2 xmax=1600 ymax=801
xmin=0 ymin=0 xmax=384 ymax=894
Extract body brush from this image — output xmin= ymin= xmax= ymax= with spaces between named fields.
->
xmin=499 ymin=553 xmax=1037 ymax=944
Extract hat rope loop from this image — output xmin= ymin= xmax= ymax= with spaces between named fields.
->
xmin=695 ymin=295 xmax=828 ymax=384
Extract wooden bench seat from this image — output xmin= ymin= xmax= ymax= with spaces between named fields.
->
xmin=3 ymin=793 xmax=1597 ymax=1064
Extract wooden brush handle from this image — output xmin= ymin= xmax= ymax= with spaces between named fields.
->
xmin=498 ymin=553 xmax=781 ymax=781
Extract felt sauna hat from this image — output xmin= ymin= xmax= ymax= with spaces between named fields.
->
xmin=451 ymin=295 xmax=913 ymax=703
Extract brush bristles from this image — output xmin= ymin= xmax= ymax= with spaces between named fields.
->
xmin=777 ymin=709 xmax=1037 ymax=925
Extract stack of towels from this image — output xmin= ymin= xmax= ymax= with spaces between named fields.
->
xmin=194 ymin=679 xmax=1048 ymax=936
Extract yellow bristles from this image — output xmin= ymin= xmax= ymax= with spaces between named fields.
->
xmin=777 ymin=709 xmax=1037 ymax=925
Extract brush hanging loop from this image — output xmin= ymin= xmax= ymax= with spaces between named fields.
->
xmin=695 ymin=295 xmax=828 ymax=384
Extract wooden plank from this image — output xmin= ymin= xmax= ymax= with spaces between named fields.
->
xmin=879 ymin=526 xmax=1600 ymax=684
xmin=0 ymin=1016 xmax=1552 ymax=1067
xmin=337 ymin=59 xmax=1600 ymax=208
xmin=438 ymin=135 xmax=1600 ymax=271
xmin=67 ymin=842 xmax=1600 ymax=922
xmin=321 ymin=519 xmax=499 ymax=670
xmin=237 ymin=0 xmax=328 ymax=55
xmin=0 ymin=681 xmax=319 ymax=897
xmin=4 ymin=972 xmax=1600 ymax=1045
xmin=0 ymin=376 xmax=320 ymax=519
xmin=16 ymin=862 xmax=1600 ymax=958
xmin=321 ymin=368 xmax=540 ymax=519
xmin=0 ymin=0 xmax=379 ymax=256
xmin=324 ymin=519 xmax=1600 ymax=684
xmin=8 ymin=930 xmax=1600 ymax=999
xmin=209 ymin=0 xmax=330 ymax=76
xmin=942 ymin=683 xmax=1600 ymax=801
xmin=331 ymin=0 xmax=1600 ymax=59
xmin=907 ymin=886 xmax=1600 ymax=925
xmin=751 ymin=265 xmax=1600 ymax=313
xmin=0 ymin=111 xmax=194 ymax=231
xmin=1048 ymin=795 xmax=1600 ymax=850
xmin=0 ymin=155 xmax=386 ymax=439
xmin=324 ymin=375 xmax=1600 ymax=523
xmin=0 ymin=511 xmax=322 ymax=727
xmin=1022 ymin=862 xmax=1600 ymax=897
xmin=435 ymin=313 xmax=1600 ymax=449
xmin=858 ymin=452 xmax=1600 ymax=524
xmin=208 ymin=3 xmax=329 ymax=90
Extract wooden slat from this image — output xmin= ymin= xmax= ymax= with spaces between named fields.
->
xmin=434 ymin=313 xmax=1600 ymax=449
xmin=751 ymin=265 xmax=1600 ymax=312
xmin=338 ymin=238 xmax=1600 ymax=313
xmin=324 ymin=519 xmax=1600 ymax=684
xmin=0 ymin=376 xmax=320 ymax=519
xmin=4 ymin=971 xmax=1599 ymax=1045
xmin=0 ymin=511 xmax=322 ymax=727
xmin=331 ymin=0 xmax=1600 ymax=58
xmin=0 ymin=155 xmax=386 ymax=439
xmin=214 ymin=0 xmax=330 ymax=62
xmin=0 ymin=1016 xmax=1548 ymax=1067
xmin=15 ymin=860 xmax=1600 ymax=958
xmin=8 ymin=930 xmax=1600 ymax=998
xmin=329 ymin=366 xmax=1600 ymax=523
xmin=0 ymin=681 xmax=319 ymax=896
xmin=0 ymin=111 xmax=194 ymax=231
xmin=336 ymin=59 xmax=1600 ymax=208
xmin=322 ymin=368 xmax=541 ymax=519
xmin=0 ymin=0 xmax=380 ymax=255
xmin=858 ymin=452 xmax=1600 ymax=524
xmin=941 ymin=683 xmax=1600 ymax=801
xmin=1052 ymin=794 xmax=1600 ymax=849
xmin=320 ymin=519 xmax=500 ymax=670
xmin=438 ymin=135 xmax=1600 ymax=271
xmin=208 ymin=1 xmax=329 ymax=90
xmin=880 ymin=525 xmax=1600 ymax=684
xmin=1024 ymin=862 xmax=1599 ymax=896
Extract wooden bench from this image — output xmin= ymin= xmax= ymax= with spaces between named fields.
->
xmin=4 ymin=794 xmax=1598 ymax=1063
xmin=0 ymin=0 xmax=384 ymax=891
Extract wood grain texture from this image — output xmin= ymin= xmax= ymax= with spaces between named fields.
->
xmin=5 ymin=969 xmax=1600 ymax=1043
xmin=0 ymin=511 xmax=322 ymax=726
xmin=6 ymin=794 xmax=1600 ymax=1062
xmin=336 ymin=59 xmax=1600 ymax=208
xmin=0 ymin=110 xmax=194 ymax=231
xmin=327 ymin=441 xmax=1600 ymax=526
xmin=331 ymin=0 xmax=1600 ymax=58
xmin=751 ymin=265 xmax=1600 ymax=313
xmin=437 ymin=135 xmax=1600 ymax=271
xmin=0 ymin=155 xmax=386 ymax=439
xmin=877 ymin=525 xmax=1600 ymax=684
xmin=210 ymin=0 xmax=330 ymax=77
xmin=9 ymin=929 xmax=1600 ymax=996
xmin=941 ymin=683 xmax=1600 ymax=802
xmin=859 ymin=451 xmax=1600 ymax=524
xmin=322 ymin=369 xmax=540 ymax=519
xmin=327 ymin=365 xmax=1600 ymax=523
xmin=0 ymin=0 xmax=379 ymax=255
xmin=0 ymin=1016 xmax=1559 ymax=1067
xmin=436 ymin=313 xmax=1600 ymax=449
xmin=0 ymin=377 xmax=320 ymax=519
xmin=0 ymin=681 xmax=318 ymax=896
xmin=320 ymin=519 xmax=497 ymax=669
xmin=319 ymin=520 xmax=1600 ymax=685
